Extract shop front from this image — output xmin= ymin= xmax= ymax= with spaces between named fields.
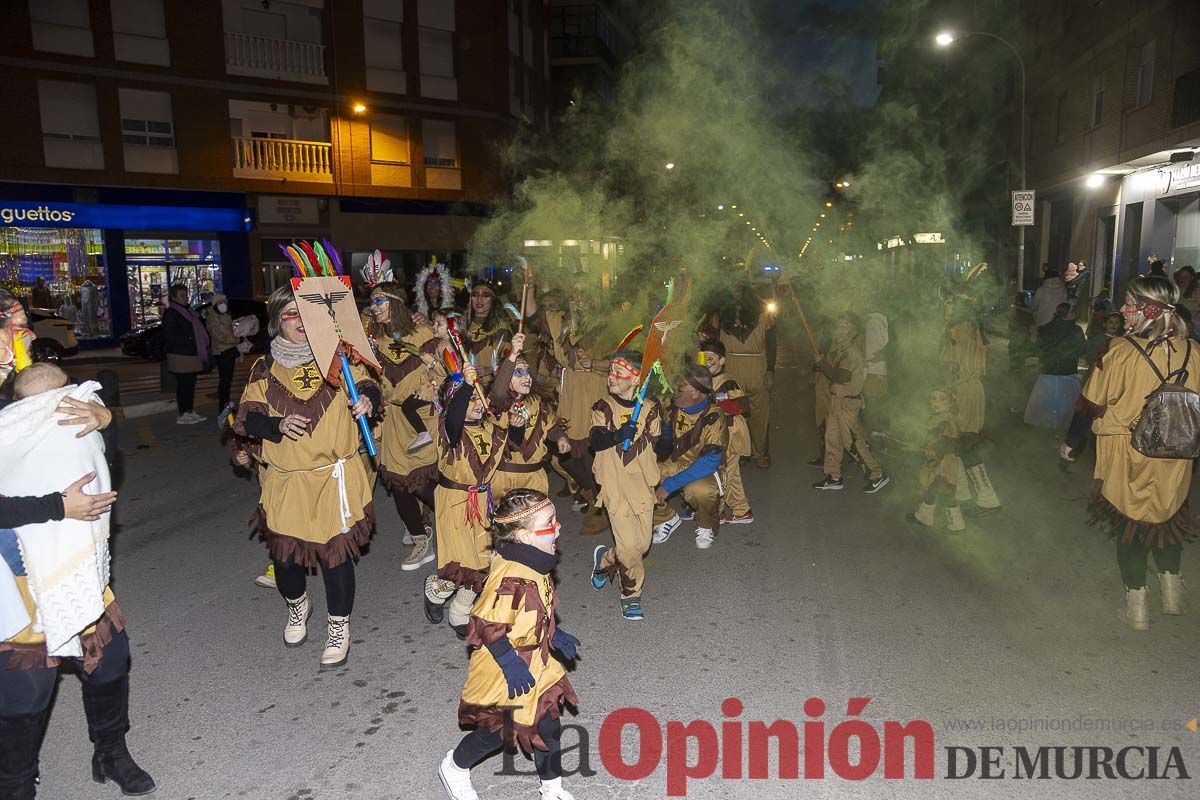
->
xmin=1113 ymin=159 xmax=1200 ymax=294
xmin=0 ymin=191 xmax=251 ymax=344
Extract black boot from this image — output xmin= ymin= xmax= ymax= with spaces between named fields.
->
xmin=81 ymin=675 xmax=156 ymax=796
xmin=0 ymin=709 xmax=47 ymax=800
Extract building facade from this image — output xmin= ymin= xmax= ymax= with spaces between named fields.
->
xmin=0 ymin=0 xmax=549 ymax=342
xmin=1019 ymin=0 xmax=1200 ymax=299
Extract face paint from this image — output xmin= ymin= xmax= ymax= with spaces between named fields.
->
xmin=696 ymin=351 xmax=708 ymax=366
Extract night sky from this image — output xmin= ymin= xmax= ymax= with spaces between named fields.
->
xmin=764 ymin=0 xmax=884 ymax=109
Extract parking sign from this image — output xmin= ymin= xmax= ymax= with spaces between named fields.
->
xmin=1012 ymin=190 xmax=1035 ymax=226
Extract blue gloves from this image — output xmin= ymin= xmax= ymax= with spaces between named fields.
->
xmin=552 ymin=628 xmax=580 ymax=661
xmin=617 ymin=420 xmax=639 ymax=442
xmin=493 ymin=646 xmax=536 ymax=699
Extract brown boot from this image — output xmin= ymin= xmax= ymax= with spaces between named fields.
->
xmin=579 ymin=492 xmax=610 ymax=536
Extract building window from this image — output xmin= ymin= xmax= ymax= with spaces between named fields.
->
xmin=38 ymin=80 xmax=103 ymax=170
xmin=418 ymin=0 xmax=456 ymax=100
xmin=29 ymin=0 xmax=94 ymax=57
xmin=364 ymin=0 xmax=405 ymax=94
xmin=1172 ymin=68 xmax=1200 ymax=129
xmin=1054 ymin=92 xmax=1068 ymax=144
xmin=370 ymin=116 xmax=410 ymax=164
xmin=119 ymin=88 xmax=178 ymax=174
xmin=419 ymin=28 xmax=454 ymax=77
xmin=422 ymin=119 xmax=458 ymax=168
xmin=1090 ymin=74 xmax=1104 ymax=128
xmin=0 ymin=227 xmax=111 ymax=340
xmin=111 ymin=0 xmax=169 ymax=65
xmin=1135 ymin=41 xmax=1155 ymax=108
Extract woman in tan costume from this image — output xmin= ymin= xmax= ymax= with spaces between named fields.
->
xmin=235 ymin=285 xmax=379 ymax=668
xmin=1063 ymin=275 xmax=1194 ymax=630
xmin=437 ymin=489 xmax=579 ymax=800
xmin=464 ymin=279 xmax=513 ymax=385
xmin=490 ymin=333 xmax=571 ymax=496
xmin=942 ymin=295 xmax=1001 ymax=513
xmin=712 ymin=284 xmax=776 ymax=468
xmin=365 ymin=281 xmax=440 ymax=572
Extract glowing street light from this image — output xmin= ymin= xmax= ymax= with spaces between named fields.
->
xmin=717 ymin=205 xmax=724 ymax=210
xmin=1086 ymin=173 xmax=1105 ymax=189
xmin=935 ymin=31 xmax=955 ymax=46
xmin=352 ymin=102 xmax=368 ymax=114
xmin=665 ymin=162 xmax=675 ymax=170
xmin=825 ymin=201 xmax=833 ymax=208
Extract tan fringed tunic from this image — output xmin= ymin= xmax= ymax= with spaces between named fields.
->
xmin=235 ymin=356 xmax=378 ymax=568
xmin=942 ymin=319 xmax=987 ymax=435
xmin=376 ymin=324 xmax=440 ymax=494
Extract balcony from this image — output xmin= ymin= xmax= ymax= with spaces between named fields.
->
xmin=224 ymin=31 xmax=327 ymax=84
xmin=231 ymin=137 xmax=332 ymax=183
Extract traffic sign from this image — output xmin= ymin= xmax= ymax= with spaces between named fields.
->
xmin=1012 ymin=190 xmax=1035 ymax=226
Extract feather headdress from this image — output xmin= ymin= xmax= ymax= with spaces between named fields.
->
xmin=360 ymin=249 xmax=394 ymax=288
xmin=414 ymin=258 xmax=455 ymax=318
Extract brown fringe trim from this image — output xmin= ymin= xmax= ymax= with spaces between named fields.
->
xmin=264 ymin=369 xmax=338 ymax=428
xmin=598 ymin=560 xmax=637 ymax=596
xmin=252 ymin=503 xmax=375 ymax=569
xmin=1088 ymin=480 xmax=1195 ymax=548
xmin=380 ymin=463 xmax=438 ymax=495
xmin=1 ymin=601 xmax=126 ymax=674
xmin=465 ymin=617 xmax=512 ymax=648
xmin=438 ymin=561 xmax=488 ymax=594
xmin=232 ymin=400 xmax=271 ymax=439
xmin=593 ymin=400 xmax=657 ymax=466
xmin=1074 ymin=394 xmax=1107 ymax=420
xmin=458 ymin=677 xmax=579 ymax=752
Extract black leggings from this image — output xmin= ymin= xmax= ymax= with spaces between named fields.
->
xmin=452 ymin=716 xmax=563 ymax=780
xmin=273 ymin=557 xmax=356 ymax=616
xmin=0 ymin=631 xmax=130 ymax=715
xmin=1117 ymin=540 xmax=1183 ymax=589
xmin=558 ymin=451 xmax=596 ymax=494
xmin=392 ymin=479 xmax=435 ymax=540
xmin=173 ymin=371 xmax=197 ymax=414
xmin=215 ymin=348 xmax=238 ymax=410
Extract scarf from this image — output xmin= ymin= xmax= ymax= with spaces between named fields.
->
xmin=0 ymin=382 xmax=111 ymax=657
xmin=270 ymin=335 xmax=315 ymax=368
xmin=169 ymin=300 xmax=210 ymax=362
xmin=495 ymin=540 xmax=558 ymax=574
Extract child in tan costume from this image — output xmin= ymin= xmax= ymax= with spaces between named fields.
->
xmin=437 ymin=488 xmax=579 ymax=800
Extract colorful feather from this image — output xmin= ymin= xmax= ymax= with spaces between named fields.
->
xmin=298 ymin=241 xmax=323 ymax=277
xmin=615 ymin=324 xmax=645 ymax=351
xmin=312 ymin=240 xmax=334 ymax=276
xmin=281 ymin=244 xmax=309 ymax=277
xmin=322 ymin=238 xmax=344 ymax=276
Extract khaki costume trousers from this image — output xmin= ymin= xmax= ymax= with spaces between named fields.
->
xmin=599 ymin=509 xmax=653 ymax=598
xmin=653 ymin=475 xmax=721 ymax=530
xmin=719 ymin=457 xmax=750 ymax=515
xmin=823 ymin=397 xmax=881 ymax=481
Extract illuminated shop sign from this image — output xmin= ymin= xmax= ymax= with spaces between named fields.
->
xmin=1157 ymin=162 xmax=1200 ymax=195
xmin=0 ymin=202 xmax=250 ymax=231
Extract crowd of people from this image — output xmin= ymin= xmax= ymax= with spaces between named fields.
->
xmin=1 ymin=253 xmax=1197 ymax=798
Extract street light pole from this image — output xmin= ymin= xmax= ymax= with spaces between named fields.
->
xmin=937 ymin=30 xmax=1027 ymax=294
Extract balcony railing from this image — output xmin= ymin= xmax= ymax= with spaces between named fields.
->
xmin=224 ymin=31 xmax=327 ymax=84
xmin=231 ymin=137 xmax=332 ymax=182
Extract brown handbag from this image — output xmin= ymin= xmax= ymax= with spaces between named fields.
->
xmin=1127 ymin=337 xmax=1200 ymax=459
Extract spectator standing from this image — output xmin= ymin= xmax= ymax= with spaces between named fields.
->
xmin=1024 ymin=303 xmax=1085 ymax=430
xmin=205 ymin=293 xmax=239 ymax=420
xmin=1030 ymin=269 xmax=1067 ymax=340
xmin=162 ymin=283 xmax=210 ymax=425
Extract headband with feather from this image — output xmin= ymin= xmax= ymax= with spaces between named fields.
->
xmin=360 ymin=249 xmax=394 ymax=288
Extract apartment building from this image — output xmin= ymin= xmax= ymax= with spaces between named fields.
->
xmin=1019 ymin=0 xmax=1200 ymax=297
xmin=0 ymin=0 xmax=548 ymax=341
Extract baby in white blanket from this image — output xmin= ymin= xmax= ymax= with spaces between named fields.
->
xmin=0 ymin=364 xmax=112 ymax=658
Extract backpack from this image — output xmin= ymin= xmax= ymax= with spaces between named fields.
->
xmin=1127 ymin=336 xmax=1200 ymax=459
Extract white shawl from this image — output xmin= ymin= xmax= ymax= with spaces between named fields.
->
xmin=0 ymin=382 xmax=110 ymax=657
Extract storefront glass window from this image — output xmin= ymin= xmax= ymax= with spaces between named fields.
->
xmin=125 ymin=237 xmax=222 ymax=328
xmin=0 ymin=226 xmax=111 ymax=339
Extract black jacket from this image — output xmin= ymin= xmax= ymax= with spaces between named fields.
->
xmin=1037 ymin=317 xmax=1085 ymax=376
xmin=162 ymin=304 xmax=201 ymax=357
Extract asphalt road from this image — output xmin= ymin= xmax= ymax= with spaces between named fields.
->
xmin=32 ymin=362 xmax=1199 ymax=800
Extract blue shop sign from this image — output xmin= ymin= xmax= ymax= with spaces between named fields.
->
xmin=0 ymin=201 xmax=251 ymax=232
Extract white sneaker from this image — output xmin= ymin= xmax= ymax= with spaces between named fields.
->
xmin=402 ymin=535 xmax=436 ymax=571
xmin=695 ymin=527 xmax=714 ymax=549
xmin=652 ymin=514 xmax=681 ymax=544
xmin=176 ymin=413 xmax=200 ymax=425
xmin=438 ymin=750 xmax=478 ymax=800
xmin=407 ymin=431 xmax=433 ymax=453
xmin=186 ymin=411 xmax=207 ymax=423
xmin=539 ymin=777 xmax=576 ymax=799
xmin=283 ymin=593 xmax=311 ymax=646
xmin=320 ymin=615 xmax=350 ymax=668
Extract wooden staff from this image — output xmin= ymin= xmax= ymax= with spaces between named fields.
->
xmin=780 ymin=273 xmax=821 ymax=358
xmin=516 ymin=256 xmax=531 ymax=334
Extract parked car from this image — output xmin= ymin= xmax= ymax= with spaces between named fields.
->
xmin=120 ymin=298 xmax=269 ymax=361
xmin=28 ymin=310 xmax=79 ymax=363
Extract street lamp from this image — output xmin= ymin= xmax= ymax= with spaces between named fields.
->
xmin=1086 ymin=173 xmax=1105 ymax=189
xmin=665 ymin=162 xmax=675 ymax=170
xmin=936 ymin=28 xmax=1027 ymax=294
